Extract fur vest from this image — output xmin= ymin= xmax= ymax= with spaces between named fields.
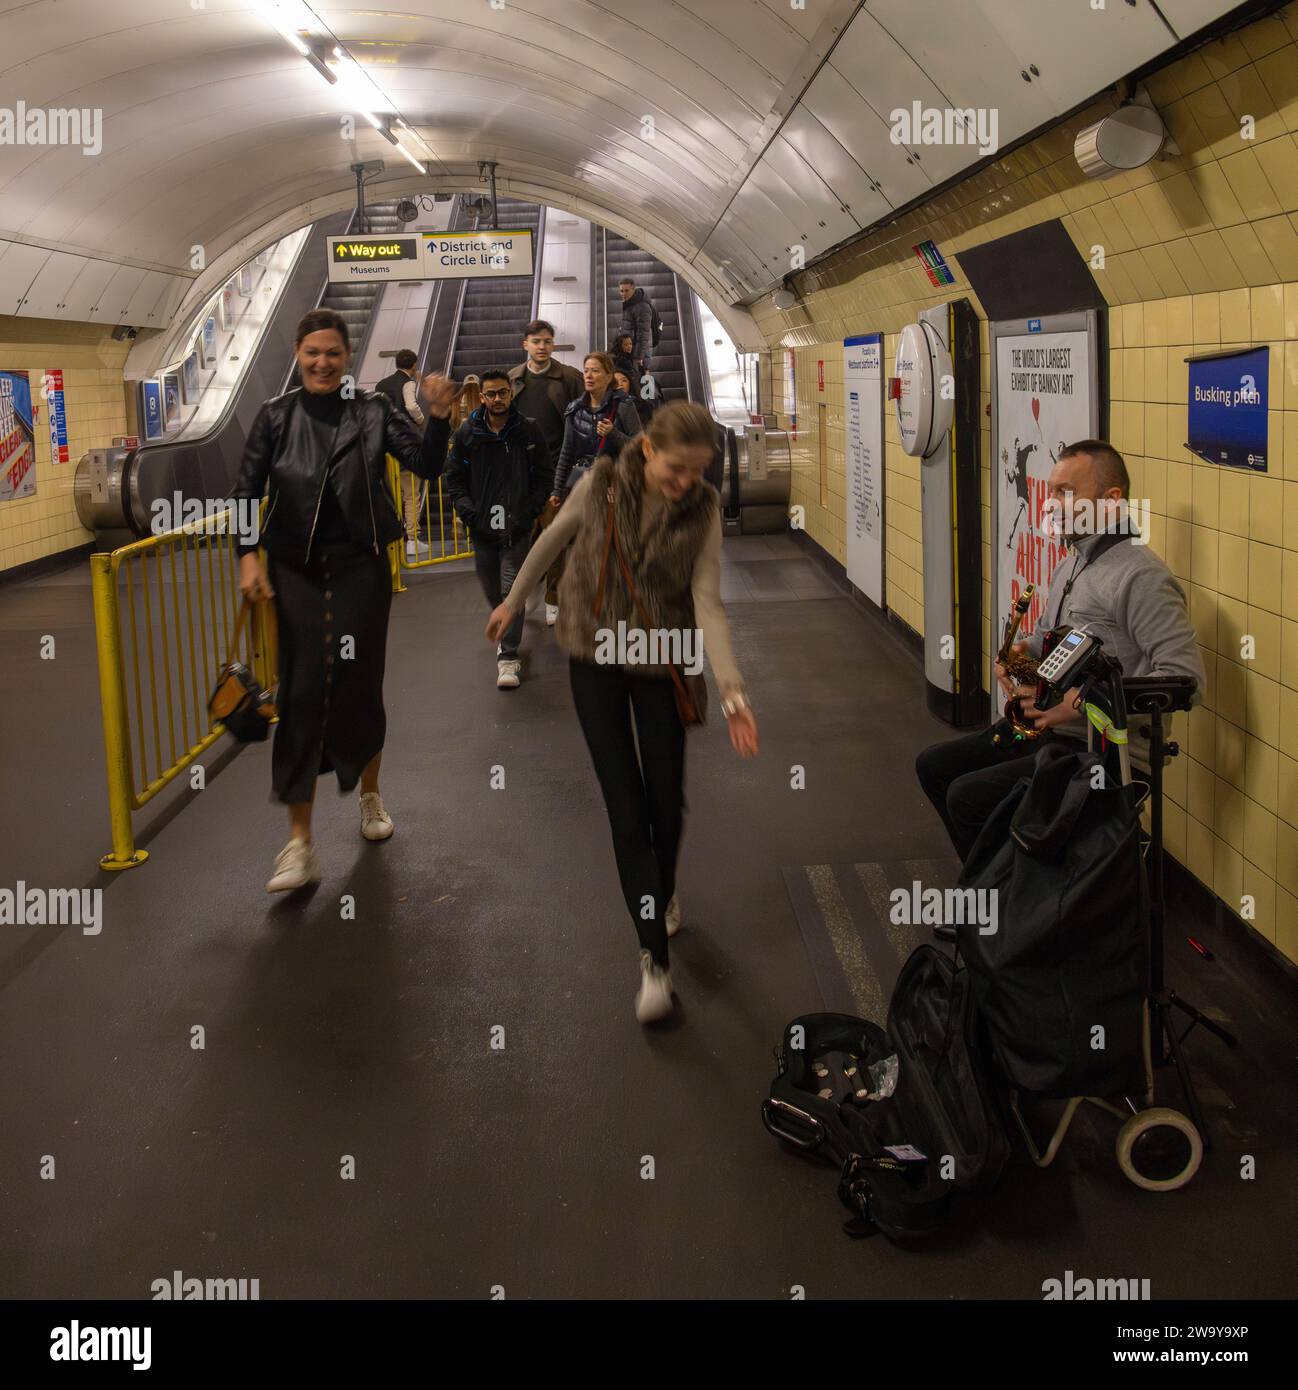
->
xmin=556 ymin=441 xmax=717 ymax=676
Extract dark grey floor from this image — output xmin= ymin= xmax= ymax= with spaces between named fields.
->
xmin=2 ymin=536 xmax=1296 ymax=1299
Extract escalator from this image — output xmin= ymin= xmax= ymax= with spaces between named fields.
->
xmin=78 ymin=204 xmax=405 ymax=543
xmin=448 ymin=198 xmax=543 ymax=379
xmin=600 ymin=233 xmax=686 ymax=403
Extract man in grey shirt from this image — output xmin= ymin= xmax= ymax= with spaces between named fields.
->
xmin=916 ymin=439 xmax=1204 ymax=861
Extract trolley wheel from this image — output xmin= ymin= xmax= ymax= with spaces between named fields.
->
xmin=1116 ymin=1108 xmax=1203 ymax=1191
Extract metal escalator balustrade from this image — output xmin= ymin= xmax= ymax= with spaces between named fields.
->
xmin=448 ymin=198 xmax=542 ymax=379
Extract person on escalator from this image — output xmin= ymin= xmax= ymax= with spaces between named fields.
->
xmin=618 ymin=279 xmax=654 ymax=371
xmin=508 ymin=319 xmax=583 ymax=624
xmin=375 ymin=348 xmax=429 ymax=561
xmin=611 ymin=334 xmax=643 ymax=416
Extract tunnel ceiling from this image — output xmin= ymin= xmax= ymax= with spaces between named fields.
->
xmin=0 ymin=0 xmax=1249 ymax=333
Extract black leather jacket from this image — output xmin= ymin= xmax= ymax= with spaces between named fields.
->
xmin=233 ymin=388 xmax=446 ymax=562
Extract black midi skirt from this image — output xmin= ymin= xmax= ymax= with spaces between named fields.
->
xmin=267 ymin=547 xmax=392 ymax=804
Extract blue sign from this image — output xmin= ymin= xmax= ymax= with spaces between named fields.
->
xmin=142 ymin=380 xmax=163 ymax=440
xmin=1187 ymin=347 xmax=1268 ymax=471
xmin=1028 ymin=318 xmax=1042 ymax=333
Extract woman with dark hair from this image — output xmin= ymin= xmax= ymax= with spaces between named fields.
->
xmin=611 ymin=333 xmax=643 ymax=417
xmin=234 ymin=307 xmax=457 ymax=892
xmin=487 ymin=400 xmax=759 ymax=1024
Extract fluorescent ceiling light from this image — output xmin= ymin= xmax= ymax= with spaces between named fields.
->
xmin=254 ymin=0 xmax=319 ymax=55
xmin=395 ymin=143 xmax=427 ymax=174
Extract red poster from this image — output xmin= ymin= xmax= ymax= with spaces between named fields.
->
xmin=817 ymin=360 xmax=824 ymax=391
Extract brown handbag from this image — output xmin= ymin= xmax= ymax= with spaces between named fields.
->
xmin=208 ymin=599 xmax=277 ymax=741
xmin=592 ymin=486 xmax=707 ymax=728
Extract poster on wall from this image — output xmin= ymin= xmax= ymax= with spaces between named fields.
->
xmin=219 ymin=286 xmax=235 ymax=331
xmin=162 ymin=373 xmax=182 ymax=432
xmin=990 ymin=312 xmax=1101 ymax=645
xmin=1187 ymin=346 xmax=1268 ymax=471
xmin=843 ymin=333 xmax=884 ymax=608
xmin=0 ymin=370 xmax=37 ymax=501
xmin=44 ymin=369 xmax=69 ymax=464
xmin=202 ymin=315 xmax=217 ymax=364
xmin=783 ymin=348 xmax=797 ymax=440
xmin=237 ymin=265 xmax=253 ymax=297
xmin=142 ymin=381 xmax=164 ymax=440
xmin=181 ymin=352 xmax=200 ymax=404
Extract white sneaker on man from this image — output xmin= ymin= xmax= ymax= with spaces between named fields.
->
xmin=545 ymin=603 xmax=558 ymax=626
xmin=266 ymin=837 xmax=320 ymax=893
xmin=635 ymin=949 xmax=674 ymax=1023
xmin=497 ymin=659 xmax=521 ymax=689
xmin=359 ymin=791 xmax=394 ymax=841
xmin=666 ymin=894 xmax=681 ymax=938
xmin=405 ymin=539 xmax=430 ymax=561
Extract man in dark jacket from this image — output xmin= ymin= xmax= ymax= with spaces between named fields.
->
xmin=440 ymin=368 xmax=551 ymax=688
xmin=508 ymin=318 xmax=583 ymax=624
xmin=617 ymin=279 xmax=654 ymax=370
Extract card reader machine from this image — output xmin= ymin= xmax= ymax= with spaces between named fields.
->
xmin=1035 ymin=627 xmax=1101 ymax=692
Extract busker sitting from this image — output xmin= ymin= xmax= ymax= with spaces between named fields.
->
xmin=915 ymin=441 xmax=1204 ymax=934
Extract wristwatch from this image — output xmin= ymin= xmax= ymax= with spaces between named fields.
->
xmin=721 ymin=691 xmax=750 ymax=719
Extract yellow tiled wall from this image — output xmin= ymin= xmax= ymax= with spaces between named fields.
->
xmin=0 ymin=317 xmax=133 ymax=573
xmin=754 ymin=3 xmax=1298 ymax=963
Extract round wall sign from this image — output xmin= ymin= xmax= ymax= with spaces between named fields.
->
xmin=894 ymin=320 xmax=953 ymax=458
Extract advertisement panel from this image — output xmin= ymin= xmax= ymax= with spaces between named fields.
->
xmin=990 ymin=313 xmax=1101 ymax=644
xmin=0 ymin=370 xmax=36 ymax=501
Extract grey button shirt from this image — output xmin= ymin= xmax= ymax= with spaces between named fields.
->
xmin=1025 ymin=530 xmax=1205 ymax=762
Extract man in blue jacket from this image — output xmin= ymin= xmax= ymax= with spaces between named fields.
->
xmin=438 ymin=369 xmax=551 ymax=688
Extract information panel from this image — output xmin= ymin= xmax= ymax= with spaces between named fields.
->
xmin=44 ymin=368 xmax=69 ymax=464
xmin=1187 ymin=346 xmax=1268 ymax=471
xmin=843 ymin=333 xmax=884 ymax=607
xmin=990 ymin=312 xmax=1100 ymax=643
xmin=327 ymin=230 xmax=534 ymax=283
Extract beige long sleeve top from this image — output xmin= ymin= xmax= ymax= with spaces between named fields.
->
xmin=503 ymin=469 xmax=744 ymax=696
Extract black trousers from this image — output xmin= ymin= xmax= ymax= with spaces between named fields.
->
xmin=915 ymin=725 xmax=1087 ymax=860
xmin=569 ymin=659 xmax=685 ymax=968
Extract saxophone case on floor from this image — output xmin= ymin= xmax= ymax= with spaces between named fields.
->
xmin=762 ymin=946 xmax=1008 ymax=1240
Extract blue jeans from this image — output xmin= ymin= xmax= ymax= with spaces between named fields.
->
xmin=474 ymin=533 xmax=531 ymax=660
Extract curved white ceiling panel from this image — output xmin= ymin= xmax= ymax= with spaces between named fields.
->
xmin=0 ymin=0 xmax=1251 ymax=332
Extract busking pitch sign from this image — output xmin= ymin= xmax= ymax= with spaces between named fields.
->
xmin=327 ymin=230 xmax=534 ymax=283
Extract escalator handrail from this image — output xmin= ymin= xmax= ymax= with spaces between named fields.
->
xmin=726 ymin=426 xmax=741 ymax=520
xmin=418 ymin=195 xmax=461 ymax=374
xmin=530 ymin=205 xmax=547 ymax=325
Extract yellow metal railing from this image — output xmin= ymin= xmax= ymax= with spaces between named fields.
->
xmin=388 ymin=456 xmax=472 ymax=591
xmin=91 ymin=511 xmax=276 ymax=870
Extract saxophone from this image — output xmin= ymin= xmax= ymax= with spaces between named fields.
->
xmin=993 ymin=584 xmax=1045 ymax=743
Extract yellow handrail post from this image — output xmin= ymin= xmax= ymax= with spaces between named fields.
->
xmin=388 ymin=455 xmax=407 ymax=593
xmin=91 ymin=553 xmax=149 ymax=870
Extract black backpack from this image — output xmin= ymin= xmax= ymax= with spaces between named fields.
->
xmin=958 ymin=741 xmax=1147 ymax=1098
xmin=648 ymin=300 xmax=664 ymax=349
xmin=763 ymin=947 xmax=1008 ymax=1241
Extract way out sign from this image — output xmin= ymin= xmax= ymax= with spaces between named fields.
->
xmin=326 ymin=230 xmax=534 ymax=283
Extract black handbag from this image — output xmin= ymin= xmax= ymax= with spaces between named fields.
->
xmin=763 ymin=947 xmax=1008 ymax=1241
xmin=208 ymin=599 xmax=276 ymax=742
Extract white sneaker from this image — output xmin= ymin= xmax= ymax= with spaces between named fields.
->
xmin=497 ymin=659 xmax=521 ymax=689
xmin=666 ymin=894 xmax=681 ymax=938
xmin=266 ymin=837 xmax=320 ymax=893
xmin=405 ymin=539 xmax=430 ymax=560
xmin=635 ymin=949 xmax=674 ymax=1023
xmin=359 ymin=791 xmax=394 ymax=841
xmin=545 ymin=603 xmax=558 ymax=626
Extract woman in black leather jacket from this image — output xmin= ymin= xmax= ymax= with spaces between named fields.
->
xmin=233 ymin=307 xmax=456 ymax=893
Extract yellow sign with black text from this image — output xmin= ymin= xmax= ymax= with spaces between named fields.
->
xmin=326 ymin=230 xmax=534 ymax=283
